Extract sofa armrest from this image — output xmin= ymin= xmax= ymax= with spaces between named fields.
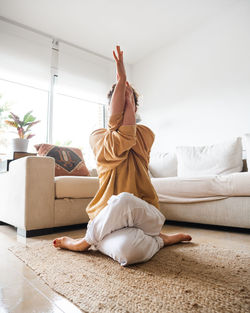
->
xmin=0 ymin=156 xmax=55 ymax=231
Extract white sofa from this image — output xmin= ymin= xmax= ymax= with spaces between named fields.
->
xmin=1 ymin=140 xmax=250 ymax=236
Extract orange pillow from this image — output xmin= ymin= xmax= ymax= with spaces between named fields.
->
xmin=34 ymin=144 xmax=90 ymax=177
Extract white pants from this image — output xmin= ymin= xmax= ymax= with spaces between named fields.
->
xmin=84 ymin=192 xmax=165 ymax=266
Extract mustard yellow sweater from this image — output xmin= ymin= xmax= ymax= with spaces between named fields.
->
xmin=86 ymin=112 xmax=159 ymax=222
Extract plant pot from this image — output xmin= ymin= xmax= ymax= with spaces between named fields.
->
xmin=12 ymin=138 xmax=29 ymax=152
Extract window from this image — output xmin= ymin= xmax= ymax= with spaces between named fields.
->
xmin=53 ymin=93 xmax=104 ymax=168
xmin=0 ymin=79 xmax=48 ymax=154
xmin=0 ymin=20 xmax=112 ymax=162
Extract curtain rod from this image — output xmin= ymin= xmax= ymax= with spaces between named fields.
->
xmin=0 ymin=15 xmax=113 ymax=63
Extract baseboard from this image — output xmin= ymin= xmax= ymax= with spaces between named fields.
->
xmin=165 ymin=220 xmax=250 ymax=233
xmin=17 ymin=223 xmax=88 ymax=238
xmin=4 ymin=220 xmax=249 ymax=237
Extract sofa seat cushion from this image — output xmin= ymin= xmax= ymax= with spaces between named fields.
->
xmin=55 ymin=176 xmax=99 ymax=199
xmin=151 ymin=172 xmax=250 ymax=203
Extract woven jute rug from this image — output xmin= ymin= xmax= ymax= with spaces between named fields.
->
xmin=9 ymin=236 xmax=250 ymax=313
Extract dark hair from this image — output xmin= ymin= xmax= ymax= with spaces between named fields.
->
xmin=107 ymin=83 xmax=139 ymax=107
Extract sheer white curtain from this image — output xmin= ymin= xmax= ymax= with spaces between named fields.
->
xmin=0 ymin=20 xmax=51 ymax=90
xmin=56 ymin=43 xmax=113 ymax=103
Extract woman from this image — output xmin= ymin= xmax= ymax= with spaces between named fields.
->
xmin=53 ymin=46 xmax=192 ymax=266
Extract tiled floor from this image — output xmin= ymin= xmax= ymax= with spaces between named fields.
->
xmin=0 ymin=223 xmax=250 ymax=313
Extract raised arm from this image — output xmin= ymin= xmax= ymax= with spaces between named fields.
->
xmin=89 ymin=47 xmax=137 ymax=167
xmin=109 ymin=46 xmax=127 ymax=116
xmin=122 ymin=82 xmax=136 ymax=126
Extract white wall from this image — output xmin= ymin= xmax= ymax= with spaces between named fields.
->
xmin=132 ymin=0 xmax=250 ymax=153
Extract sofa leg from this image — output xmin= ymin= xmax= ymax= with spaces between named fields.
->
xmin=17 ymin=228 xmax=28 ymax=237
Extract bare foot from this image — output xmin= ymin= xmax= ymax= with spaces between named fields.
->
xmin=53 ymin=236 xmax=91 ymax=252
xmin=159 ymin=232 xmax=192 ymax=246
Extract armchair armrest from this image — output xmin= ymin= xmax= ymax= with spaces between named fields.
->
xmin=0 ymin=156 xmax=55 ymax=231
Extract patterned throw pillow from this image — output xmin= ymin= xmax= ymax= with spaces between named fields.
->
xmin=34 ymin=144 xmax=90 ymax=177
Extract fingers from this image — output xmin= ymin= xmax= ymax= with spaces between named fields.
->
xmin=113 ymin=50 xmax=118 ymax=62
xmin=117 ymin=46 xmax=123 ymax=59
xmin=126 ymin=81 xmax=133 ymax=92
xmin=113 ymin=45 xmax=123 ymax=62
xmin=113 ymin=45 xmax=126 ymax=82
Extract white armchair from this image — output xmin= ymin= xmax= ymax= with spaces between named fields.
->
xmin=0 ymin=156 xmax=55 ymax=236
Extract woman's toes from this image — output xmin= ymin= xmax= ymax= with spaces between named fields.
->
xmin=182 ymin=234 xmax=192 ymax=241
xmin=53 ymin=237 xmax=63 ymax=248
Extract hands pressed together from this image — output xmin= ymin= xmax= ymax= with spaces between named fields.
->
xmin=113 ymin=46 xmax=136 ymax=111
xmin=113 ymin=45 xmax=126 ymax=83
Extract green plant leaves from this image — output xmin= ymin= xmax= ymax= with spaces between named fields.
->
xmin=23 ymin=110 xmax=36 ymax=125
xmin=25 ymin=120 xmax=40 ymax=129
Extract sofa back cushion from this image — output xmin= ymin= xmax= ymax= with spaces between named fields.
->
xmin=35 ymin=144 xmax=90 ymax=177
xmin=149 ymin=151 xmax=177 ymax=177
xmin=176 ymin=137 xmax=243 ymax=177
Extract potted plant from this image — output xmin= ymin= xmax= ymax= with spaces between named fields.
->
xmin=5 ymin=111 xmax=40 ymax=152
